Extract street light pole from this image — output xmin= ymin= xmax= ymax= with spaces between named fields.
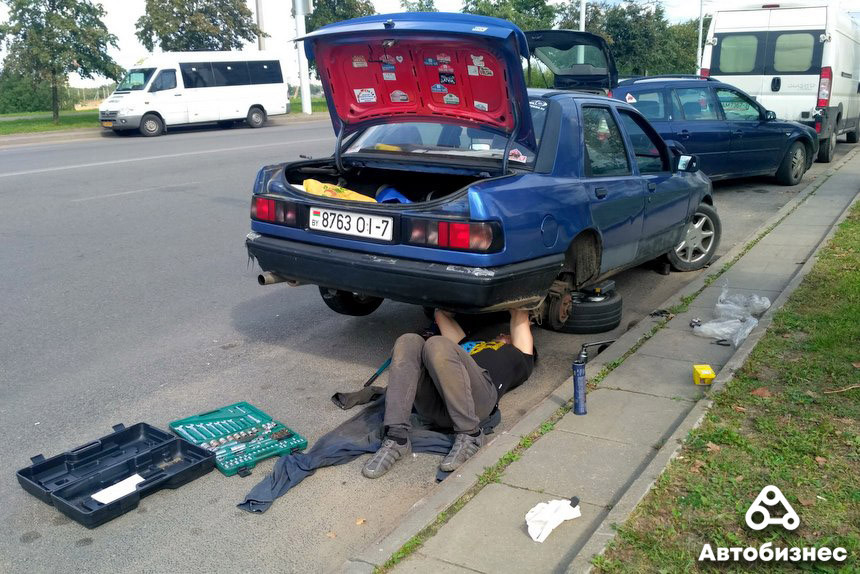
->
xmin=580 ymin=0 xmax=586 ymax=31
xmin=256 ymin=0 xmax=266 ymax=50
xmin=696 ymin=0 xmax=704 ymax=74
xmin=294 ymin=0 xmax=313 ymax=115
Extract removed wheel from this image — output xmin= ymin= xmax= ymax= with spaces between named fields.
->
xmin=547 ymin=291 xmax=623 ymax=334
xmin=247 ymin=106 xmax=266 ymax=128
xmin=319 ymin=287 xmax=383 ymax=316
xmin=668 ymin=203 xmax=721 ymax=272
xmin=775 ymin=141 xmax=806 ymax=186
xmin=817 ymin=131 xmax=836 ymax=163
xmin=847 ymin=117 xmax=859 ymax=144
xmin=139 ymin=113 xmax=164 ymax=137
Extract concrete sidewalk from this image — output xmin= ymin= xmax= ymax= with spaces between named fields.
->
xmin=343 ymin=150 xmax=860 ymax=574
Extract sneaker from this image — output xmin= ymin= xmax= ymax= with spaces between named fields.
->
xmin=362 ymin=437 xmax=411 ymax=479
xmin=440 ymin=431 xmax=484 ymax=472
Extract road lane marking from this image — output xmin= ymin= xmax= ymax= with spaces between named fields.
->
xmin=0 ymin=137 xmax=334 ymax=179
xmin=71 ymin=182 xmax=202 ymax=202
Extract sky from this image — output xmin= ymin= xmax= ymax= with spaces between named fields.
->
xmin=0 ymin=0 xmax=858 ymax=87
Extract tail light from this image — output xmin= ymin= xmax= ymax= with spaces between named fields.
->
xmin=406 ymin=218 xmax=500 ymax=252
xmin=700 ymin=68 xmax=710 ymax=78
xmin=815 ymin=121 xmax=822 ymax=133
xmin=607 ymin=90 xmax=613 ymax=98
xmin=251 ymin=196 xmax=297 ymax=226
xmin=817 ymin=67 xmax=832 ymax=107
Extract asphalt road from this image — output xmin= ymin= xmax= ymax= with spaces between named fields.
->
xmin=0 ymin=120 xmax=850 ymax=573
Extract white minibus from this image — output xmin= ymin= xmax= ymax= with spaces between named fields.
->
xmin=701 ymin=1 xmax=860 ymax=162
xmin=99 ymin=51 xmax=290 ymax=136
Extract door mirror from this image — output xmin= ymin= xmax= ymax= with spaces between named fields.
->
xmin=765 ymin=110 xmax=777 ymax=121
xmin=675 ymin=154 xmax=699 ymax=173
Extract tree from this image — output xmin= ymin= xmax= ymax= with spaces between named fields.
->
xmin=463 ymin=0 xmax=557 ymax=31
xmin=0 ymin=67 xmax=76 ymax=114
xmin=0 ymin=0 xmax=121 ymax=122
xmin=306 ymin=0 xmax=375 ymax=35
xmin=400 ymin=0 xmax=437 ymax=11
xmin=135 ymin=0 xmax=264 ymax=52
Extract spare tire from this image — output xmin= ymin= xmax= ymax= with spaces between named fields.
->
xmin=550 ymin=291 xmax=623 ymax=334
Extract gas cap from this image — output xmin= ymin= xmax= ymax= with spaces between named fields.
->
xmin=540 ymin=215 xmax=558 ymax=247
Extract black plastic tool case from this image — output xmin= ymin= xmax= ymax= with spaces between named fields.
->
xmin=17 ymin=423 xmax=215 ymax=528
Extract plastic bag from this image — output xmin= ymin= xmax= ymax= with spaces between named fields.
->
xmin=692 ymin=284 xmax=769 ymax=347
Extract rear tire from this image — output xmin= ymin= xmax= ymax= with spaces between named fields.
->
xmin=817 ymin=132 xmax=836 ymax=163
xmin=775 ymin=141 xmax=806 ymax=186
xmin=319 ymin=288 xmax=383 ymax=316
xmin=139 ymin=113 xmax=163 ymax=137
xmin=247 ymin=106 xmax=266 ymax=128
xmin=546 ymin=291 xmax=623 ymax=334
xmin=667 ymin=203 xmax=721 ymax=272
xmin=847 ymin=118 xmax=859 ymax=144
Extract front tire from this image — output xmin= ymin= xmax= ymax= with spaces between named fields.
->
xmin=139 ymin=113 xmax=163 ymax=137
xmin=817 ymin=131 xmax=836 ymax=163
xmin=775 ymin=141 xmax=806 ymax=186
xmin=319 ymin=288 xmax=383 ymax=316
xmin=668 ymin=203 xmax=721 ymax=272
xmin=247 ymin=106 xmax=266 ymax=129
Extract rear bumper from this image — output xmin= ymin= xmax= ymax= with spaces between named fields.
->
xmin=245 ymin=232 xmax=563 ymax=312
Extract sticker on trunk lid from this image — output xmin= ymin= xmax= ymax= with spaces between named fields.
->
xmin=353 ymin=88 xmax=377 ymax=103
xmin=439 ymin=73 xmax=456 ymax=85
xmin=443 ymin=93 xmax=460 ymax=105
xmin=390 ymin=90 xmax=409 ymax=103
xmin=437 ymin=53 xmax=452 ymax=64
xmin=431 ymin=83 xmax=448 ymax=93
xmin=467 ymin=65 xmax=479 ymax=76
xmin=474 ymin=100 xmax=488 ymax=111
xmin=423 ymin=57 xmax=438 ymax=66
xmin=352 ymin=55 xmax=368 ymax=68
xmin=380 ymin=55 xmax=396 ymax=65
xmin=383 ymin=72 xmax=397 ymax=81
xmin=381 ymin=63 xmax=395 ymax=72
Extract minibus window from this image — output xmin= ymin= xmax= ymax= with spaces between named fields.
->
xmin=180 ymin=63 xmax=215 ymax=88
xmin=717 ymin=35 xmax=759 ymax=74
xmin=150 ymin=70 xmax=176 ymax=92
xmin=773 ymin=33 xmax=815 ymax=72
xmin=249 ymin=61 xmax=283 ymax=85
xmin=116 ymin=68 xmax=156 ymax=91
xmin=213 ymin=62 xmax=251 ymax=86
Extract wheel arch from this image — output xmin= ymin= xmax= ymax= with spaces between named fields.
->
xmin=249 ymin=104 xmax=267 ymax=117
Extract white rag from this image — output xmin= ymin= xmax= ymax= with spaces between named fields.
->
xmin=525 ymin=499 xmax=582 ymax=543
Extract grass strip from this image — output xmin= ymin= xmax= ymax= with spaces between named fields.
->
xmin=0 ymin=111 xmax=99 ymax=135
xmin=594 ymin=203 xmax=860 ymax=572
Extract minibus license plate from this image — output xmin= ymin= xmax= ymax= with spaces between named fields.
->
xmin=101 ymin=121 xmax=113 ymax=127
xmin=309 ymin=207 xmax=393 ymax=241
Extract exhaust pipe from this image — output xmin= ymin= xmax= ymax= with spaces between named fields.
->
xmin=258 ymin=272 xmax=287 ymax=286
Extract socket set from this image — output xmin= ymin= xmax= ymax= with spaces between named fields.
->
xmin=169 ymin=402 xmax=307 ymax=477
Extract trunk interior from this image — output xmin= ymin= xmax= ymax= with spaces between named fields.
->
xmin=282 ymin=161 xmax=489 ymax=205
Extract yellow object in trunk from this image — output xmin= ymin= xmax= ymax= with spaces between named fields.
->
xmin=302 ymin=179 xmax=376 ymax=203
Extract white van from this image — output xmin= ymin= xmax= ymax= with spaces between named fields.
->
xmin=99 ymin=51 xmax=290 ymax=136
xmin=701 ymin=1 xmax=860 ymax=162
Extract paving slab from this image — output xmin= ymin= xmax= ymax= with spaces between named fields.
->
xmin=397 ymin=554 xmax=485 ymax=573
xmin=755 ymin=226 xmax=831 ymax=249
xmin=599 ymin=353 xmax=707 ymax=401
xmin=715 ymin=264 xmax=798 ymax=292
xmin=636 ymin=327 xmax=735 ymax=367
xmin=502 ymin=431 xmax=652 ymax=504
xmin=420 ymin=483 xmax=605 ymax=574
xmin=556 ymin=389 xmax=692 ymax=448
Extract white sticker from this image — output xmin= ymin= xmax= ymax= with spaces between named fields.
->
xmin=437 ymin=53 xmax=452 ymax=64
xmin=467 ymin=65 xmax=479 ymax=76
xmin=474 ymin=100 xmax=488 ymax=112
xmin=508 ymin=148 xmax=528 ymax=163
xmin=383 ymin=72 xmax=397 ymax=81
xmin=472 ymin=26 xmax=488 ymax=32
xmin=470 ymin=54 xmax=485 ymax=67
xmin=395 ymin=55 xmax=404 ymax=63
xmin=479 ymin=66 xmax=494 ymax=77
xmin=443 ymin=93 xmax=460 ymax=105
xmin=354 ymin=88 xmax=377 ymax=103
xmin=390 ymin=90 xmax=409 ymax=103
xmin=625 ymin=93 xmax=637 ymax=104
xmin=439 ymin=64 xmax=454 ymax=74
xmin=379 ymin=54 xmax=396 ymax=65
xmin=352 ymin=55 xmax=368 ymax=68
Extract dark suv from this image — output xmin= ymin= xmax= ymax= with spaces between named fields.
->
xmin=611 ymin=76 xmax=818 ymax=186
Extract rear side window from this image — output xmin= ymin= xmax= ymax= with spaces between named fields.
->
xmin=180 ymin=63 xmax=215 ymax=88
xmin=625 ymin=90 xmax=666 ymax=120
xmin=248 ymin=61 xmax=283 ymax=85
xmin=713 ymin=34 xmax=763 ymax=75
xmin=213 ymin=62 xmax=251 ymax=86
xmin=673 ymin=88 xmax=719 ymax=121
xmin=618 ymin=111 xmax=669 ymax=174
xmin=581 ymin=107 xmax=631 ymax=177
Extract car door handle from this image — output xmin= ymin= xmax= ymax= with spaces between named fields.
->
xmin=594 ymin=187 xmax=608 ymax=199
xmin=733 ymin=129 xmax=744 ymax=136
xmin=647 ymin=182 xmax=657 ymax=192
xmin=678 ymin=130 xmax=690 ymax=140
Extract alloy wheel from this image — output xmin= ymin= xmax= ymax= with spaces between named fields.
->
xmin=790 ymin=146 xmax=805 ymax=181
xmin=674 ymin=211 xmax=716 ymax=264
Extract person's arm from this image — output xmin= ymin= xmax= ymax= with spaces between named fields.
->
xmin=434 ymin=309 xmax=466 ymax=343
xmin=509 ymin=309 xmax=533 ymax=355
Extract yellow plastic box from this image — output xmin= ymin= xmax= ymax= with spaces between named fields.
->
xmin=693 ymin=364 xmax=716 ymax=385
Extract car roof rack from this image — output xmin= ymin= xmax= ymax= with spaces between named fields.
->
xmin=617 ymin=75 xmax=717 ymax=85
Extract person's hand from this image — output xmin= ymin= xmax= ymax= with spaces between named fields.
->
xmin=434 ymin=309 xmax=454 ymax=319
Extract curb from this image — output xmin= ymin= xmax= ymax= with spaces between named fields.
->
xmin=566 ymin=160 xmax=860 ymax=573
xmin=340 ymin=146 xmax=860 ymax=573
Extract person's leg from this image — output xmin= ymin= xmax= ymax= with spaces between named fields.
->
xmin=364 ymin=333 xmax=424 ymax=479
xmin=421 ymin=336 xmax=498 ymax=471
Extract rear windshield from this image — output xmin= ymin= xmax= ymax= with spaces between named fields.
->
xmin=345 ymin=98 xmax=548 ymax=165
xmin=712 ymin=31 xmax=823 ymax=75
xmin=533 ymin=44 xmax=608 ymax=75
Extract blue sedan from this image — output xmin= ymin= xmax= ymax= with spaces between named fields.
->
xmin=611 ymin=77 xmax=818 ymax=185
xmin=245 ymin=13 xmax=720 ymax=333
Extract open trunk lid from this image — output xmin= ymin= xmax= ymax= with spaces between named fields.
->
xmin=299 ymin=13 xmax=536 ymax=150
xmin=525 ymin=30 xmax=617 ymax=92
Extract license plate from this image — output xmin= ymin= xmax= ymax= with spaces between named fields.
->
xmin=309 ymin=207 xmax=393 ymax=241
xmin=101 ymin=121 xmax=113 ymax=127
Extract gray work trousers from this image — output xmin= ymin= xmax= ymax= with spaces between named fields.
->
xmin=383 ymin=334 xmax=498 ymax=435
